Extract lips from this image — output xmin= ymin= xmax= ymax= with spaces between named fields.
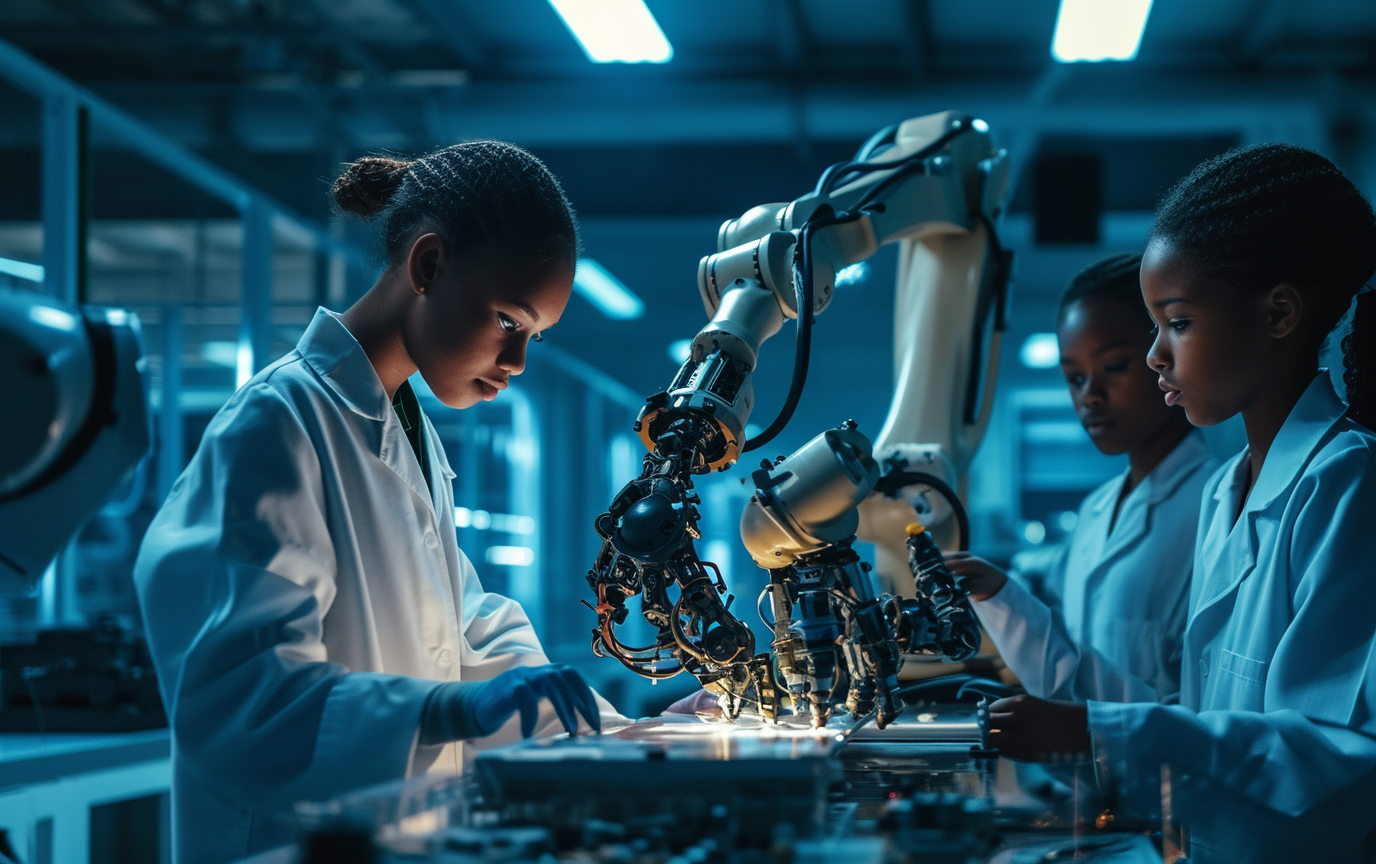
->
xmin=476 ymin=377 xmax=508 ymax=401
xmin=1081 ymin=416 xmax=1115 ymax=436
xmin=1158 ymin=377 xmax=1182 ymax=407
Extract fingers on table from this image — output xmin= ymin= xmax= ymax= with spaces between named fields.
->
xmin=555 ymin=664 xmax=601 ymax=733
xmin=514 ymin=680 xmax=543 ymax=739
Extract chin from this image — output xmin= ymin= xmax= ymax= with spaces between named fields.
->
xmin=434 ymin=386 xmax=479 ymax=410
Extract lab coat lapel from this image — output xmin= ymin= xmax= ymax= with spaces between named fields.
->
xmin=1186 ymin=375 xmax=1347 ymax=651
xmin=297 ymin=309 xmax=438 ymax=511
xmin=1082 ymin=433 xmax=1209 ymax=597
xmin=379 ymin=417 xmax=434 ymax=510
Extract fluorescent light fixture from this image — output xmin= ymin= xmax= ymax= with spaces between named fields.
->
xmin=575 ymin=258 xmax=644 ymax=319
xmin=668 ymin=338 xmax=692 ymax=364
xmin=1052 ymin=0 xmax=1154 ymax=63
xmin=486 ymin=545 xmax=535 ymax=567
xmin=548 ymin=0 xmax=673 ymax=63
xmin=1020 ymin=332 xmax=1060 ymax=368
xmin=0 ymin=255 xmax=44 ymax=283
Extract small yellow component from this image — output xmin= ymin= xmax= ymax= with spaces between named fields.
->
xmin=905 ymin=522 xmax=927 ymax=536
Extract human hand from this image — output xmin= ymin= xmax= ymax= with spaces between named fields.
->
xmin=473 ymin=663 xmax=601 ymax=738
xmin=942 ymin=552 xmax=1009 ymax=601
xmin=986 ymin=695 xmax=1091 ymax=762
xmin=664 ymin=689 xmax=721 ymax=717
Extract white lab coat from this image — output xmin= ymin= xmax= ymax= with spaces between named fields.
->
xmin=973 ymin=431 xmax=1214 ymax=703
xmin=1054 ymin=374 xmax=1376 ymax=862
xmin=134 ymin=309 xmax=625 ymax=864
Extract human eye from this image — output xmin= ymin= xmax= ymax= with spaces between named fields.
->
xmin=1148 ymin=324 xmax=1160 ymax=337
xmin=1064 ymin=372 xmax=1085 ymax=387
xmin=498 ymin=312 xmax=519 ymax=334
xmin=1104 ymin=360 xmax=1130 ymax=373
xmin=1168 ymin=318 xmax=1191 ymax=332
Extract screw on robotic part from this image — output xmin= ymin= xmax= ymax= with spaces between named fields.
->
xmin=842 ymin=418 xmax=858 ymax=430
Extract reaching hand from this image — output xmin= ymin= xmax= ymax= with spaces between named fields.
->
xmin=942 ymin=552 xmax=1009 ymax=601
xmin=986 ymin=694 xmax=1091 ymax=762
xmin=473 ymin=664 xmax=601 ymax=738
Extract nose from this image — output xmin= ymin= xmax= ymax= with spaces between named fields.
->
xmin=1081 ymin=372 xmax=1107 ymax=409
xmin=497 ymin=335 xmax=527 ymax=376
xmin=1146 ymin=329 xmax=1169 ymax=373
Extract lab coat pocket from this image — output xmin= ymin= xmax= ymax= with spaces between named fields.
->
xmin=1215 ymin=648 xmax=1268 ymax=710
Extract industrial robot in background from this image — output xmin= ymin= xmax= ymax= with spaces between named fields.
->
xmin=586 ymin=110 xmax=1013 ymax=728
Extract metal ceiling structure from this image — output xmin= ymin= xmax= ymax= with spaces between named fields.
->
xmin=2 ymin=0 xmax=1374 ymax=433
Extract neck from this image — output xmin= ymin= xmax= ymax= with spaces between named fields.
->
xmin=1127 ymin=412 xmax=1194 ymax=488
xmin=1241 ymin=360 xmax=1318 ymax=483
xmin=339 ymin=277 xmax=417 ymax=399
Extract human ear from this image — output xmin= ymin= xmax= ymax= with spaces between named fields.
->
xmin=407 ymin=233 xmax=444 ymax=296
xmin=1264 ymin=283 xmax=1303 ymax=340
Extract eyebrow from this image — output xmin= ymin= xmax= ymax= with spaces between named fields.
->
xmin=1151 ymin=297 xmax=1189 ymax=309
xmin=512 ymin=301 xmax=541 ymax=324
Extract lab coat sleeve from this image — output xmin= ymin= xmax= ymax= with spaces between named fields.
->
xmin=973 ymin=577 xmax=1159 ymax=704
xmin=455 ymin=553 xmax=631 ymax=745
xmin=1089 ymin=439 xmax=1376 ymax=819
xmin=134 ymin=384 xmax=438 ymax=812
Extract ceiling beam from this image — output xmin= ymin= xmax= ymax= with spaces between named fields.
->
xmin=397 ymin=0 xmax=487 ymax=74
xmin=44 ymin=73 xmax=1348 ymax=153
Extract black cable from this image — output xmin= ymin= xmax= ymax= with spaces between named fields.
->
xmin=743 ymin=117 xmax=981 ymax=455
xmin=742 ymin=220 xmax=818 ymax=453
xmin=874 ymin=469 xmax=970 ymax=551
xmin=815 ymin=118 xmax=976 ymax=201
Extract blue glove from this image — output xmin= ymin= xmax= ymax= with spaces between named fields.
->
xmin=419 ymin=663 xmax=601 ymax=745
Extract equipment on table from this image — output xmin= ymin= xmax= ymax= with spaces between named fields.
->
xmin=0 ymin=619 xmax=165 ymax=731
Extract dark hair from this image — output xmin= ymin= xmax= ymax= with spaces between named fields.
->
xmin=1057 ymin=252 xmax=1148 ymax=329
xmin=1150 ymin=143 xmax=1376 ymax=428
xmin=332 ymin=140 xmax=580 ymax=271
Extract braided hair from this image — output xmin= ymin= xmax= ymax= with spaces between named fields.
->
xmin=1150 ymin=143 xmax=1376 ymax=428
xmin=332 ymin=140 xmax=580 ymax=272
xmin=1057 ymin=252 xmax=1147 ymax=329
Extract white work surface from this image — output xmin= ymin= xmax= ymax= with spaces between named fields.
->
xmin=0 ymin=729 xmax=171 ymax=864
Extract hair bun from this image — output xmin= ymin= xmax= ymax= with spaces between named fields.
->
xmin=333 ymin=156 xmax=413 ymax=217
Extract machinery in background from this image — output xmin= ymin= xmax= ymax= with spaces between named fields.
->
xmin=0 ymin=288 xmax=150 ymax=594
xmin=0 ymin=288 xmax=160 ymax=731
xmin=0 ymin=617 xmax=165 ymax=731
xmin=586 ymin=111 xmax=1010 ymax=722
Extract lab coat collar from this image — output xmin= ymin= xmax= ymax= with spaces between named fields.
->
xmin=1088 ymin=429 xmax=1210 ymax=516
xmin=298 ymin=308 xmax=393 ymax=422
xmin=1226 ymin=372 xmax=1347 ymax=514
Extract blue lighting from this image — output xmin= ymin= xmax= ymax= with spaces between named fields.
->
xmin=668 ymin=338 xmax=692 ymax=364
xmin=548 ymin=0 xmax=673 ymax=64
xmin=575 ymin=258 xmax=645 ymax=319
xmin=1052 ymin=0 xmax=1154 ymax=63
xmin=0 ymin=255 xmax=44 ymax=283
xmin=1020 ymin=333 xmax=1061 ymax=368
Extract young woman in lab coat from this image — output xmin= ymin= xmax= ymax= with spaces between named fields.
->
xmin=945 ymin=253 xmax=1215 ymax=703
xmin=134 ymin=143 xmax=624 ymax=864
xmin=980 ymin=144 xmax=1376 ymax=862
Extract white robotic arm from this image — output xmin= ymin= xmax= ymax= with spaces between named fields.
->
xmin=587 ymin=110 xmax=1011 ymax=722
xmin=0 ymin=289 xmax=150 ymax=593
